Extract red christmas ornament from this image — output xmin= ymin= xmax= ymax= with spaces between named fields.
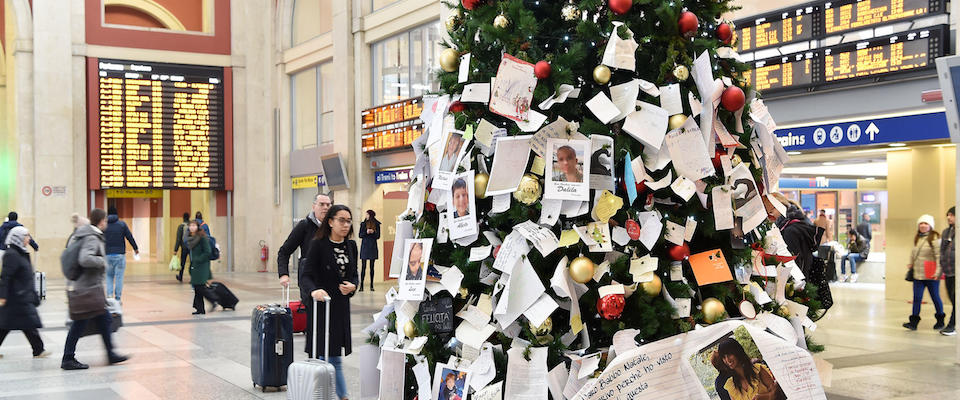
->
xmin=608 ymin=0 xmax=632 ymax=15
xmin=716 ymin=23 xmax=733 ymax=45
xmin=597 ymin=293 xmax=626 ymax=320
xmin=678 ymin=11 xmax=699 ymax=37
xmin=461 ymin=0 xmax=481 ymax=11
xmin=711 ymin=149 xmax=724 ymax=169
xmin=449 ymin=101 xmax=465 ymax=113
xmin=720 ymin=86 xmax=745 ymax=112
xmin=534 ymin=61 xmax=551 ymax=79
xmin=625 ymin=219 xmax=641 ymax=240
xmin=668 ymin=243 xmax=690 ymax=261
xmin=425 ymin=202 xmax=436 ymax=212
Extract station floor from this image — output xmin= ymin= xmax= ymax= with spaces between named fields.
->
xmin=0 ymin=271 xmax=957 ymax=399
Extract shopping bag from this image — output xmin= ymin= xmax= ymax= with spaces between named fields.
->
xmin=169 ymin=255 xmax=179 ymax=271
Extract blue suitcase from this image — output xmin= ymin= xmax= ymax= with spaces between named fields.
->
xmin=251 ymin=288 xmax=294 ymax=391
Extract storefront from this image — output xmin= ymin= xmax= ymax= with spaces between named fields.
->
xmin=778 ymin=177 xmax=888 ymax=252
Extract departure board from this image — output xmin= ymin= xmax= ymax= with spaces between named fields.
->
xmin=96 ymin=59 xmax=225 ymax=189
xmin=744 ymin=52 xmax=820 ymax=92
xmin=735 ymin=4 xmax=819 ymax=53
xmin=361 ymin=97 xmax=424 ymax=153
xmin=824 ymin=0 xmax=943 ymax=35
xmin=823 ymin=26 xmax=944 ymax=83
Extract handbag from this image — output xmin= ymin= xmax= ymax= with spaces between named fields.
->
xmin=905 ymin=268 xmax=915 ymax=281
xmin=923 ymin=260 xmax=938 ymax=279
xmin=806 ymin=256 xmax=833 ymax=319
xmin=67 ymin=286 xmax=106 ymax=320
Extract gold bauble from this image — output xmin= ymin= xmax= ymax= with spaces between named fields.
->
xmin=529 ymin=316 xmax=553 ymax=335
xmin=639 ymin=275 xmax=662 ymax=297
xmin=673 ymin=65 xmax=690 ymax=81
xmin=785 ymin=282 xmax=795 ymax=297
xmin=440 ymin=48 xmax=460 ymax=73
xmin=445 ymin=15 xmax=459 ymax=32
xmin=592 ymin=65 xmax=611 ymax=85
xmin=513 ymin=173 xmax=541 ymax=205
xmin=701 ymin=298 xmax=726 ymax=324
xmin=475 ymin=172 xmax=490 ymax=199
xmin=569 ymin=256 xmax=596 ymax=284
xmin=668 ymin=114 xmax=687 ymax=130
xmin=493 ymin=14 xmax=510 ymax=29
xmin=403 ymin=320 xmax=417 ymax=338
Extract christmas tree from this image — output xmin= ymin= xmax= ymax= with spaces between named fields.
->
xmin=371 ymin=1 xmax=829 ymax=398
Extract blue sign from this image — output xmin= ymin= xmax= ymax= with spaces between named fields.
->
xmin=375 ymin=169 xmax=413 ymax=184
xmin=779 ymin=177 xmax=858 ymax=190
xmin=774 ymin=112 xmax=949 ymax=150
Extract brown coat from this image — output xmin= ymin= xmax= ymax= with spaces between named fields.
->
xmin=814 ymin=216 xmax=832 ymax=244
xmin=910 ymin=233 xmax=942 ymax=281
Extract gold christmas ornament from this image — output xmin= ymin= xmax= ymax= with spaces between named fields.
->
xmin=639 ymin=274 xmax=662 ymax=297
xmin=403 ymin=320 xmax=417 ymax=338
xmin=513 ymin=173 xmax=542 ymax=205
xmin=493 ymin=13 xmax=510 ymax=29
xmin=701 ymin=297 xmax=726 ymax=324
xmin=592 ymin=65 xmax=611 ymax=85
xmin=668 ymin=114 xmax=688 ymax=130
xmin=530 ymin=316 xmax=553 ymax=335
xmin=673 ymin=65 xmax=690 ymax=81
xmin=475 ymin=172 xmax=490 ymax=199
xmin=445 ymin=15 xmax=459 ymax=32
xmin=785 ymin=282 xmax=795 ymax=297
xmin=561 ymin=2 xmax=581 ymax=21
xmin=569 ymin=256 xmax=596 ymax=284
xmin=440 ymin=48 xmax=460 ymax=72
xmin=731 ymin=154 xmax=743 ymax=166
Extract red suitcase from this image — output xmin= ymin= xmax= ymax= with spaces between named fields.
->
xmin=289 ymin=300 xmax=307 ymax=333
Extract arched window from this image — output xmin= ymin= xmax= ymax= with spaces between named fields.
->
xmin=291 ymin=0 xmax=333 ymax=46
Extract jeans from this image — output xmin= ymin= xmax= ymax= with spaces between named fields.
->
xmin=318 ymin=355 xmax=348 ymax=399
xmin=912 ymin=280 xmax=945 ymax=316
xmin=360 ymin=259 xmax=375 ymax=289
xmin=105 ymin=254 xmax=126 ymax=301
xmin=63 ymin=313 xmax=114 ymax=360
xmin=0 ymin=328 xmax=45 ymax=356
xmin=946 ymin=276 xmax=956 ymax=327
xmin=841 ymin=253 xmax=862 ymax=274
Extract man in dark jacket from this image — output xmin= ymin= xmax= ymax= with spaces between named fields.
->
xmin=0 ymin=226 xmax=48 ymax=358
xmin=941 ymin=207 xmax=956 ymax=336
xmin=173 ymin=212 xmax=190 ymax=283
xmin=857 ymin=213 xmax=873 ymax=245
xmin=778 ymin=205 xmax=820 ymax=278
xmin=278 ymin=194 xmax=331 ymax=294
xmin=195 ymin=211 xmax=211 ymax=237
xmin=104 ymin=207 xmax=138 ymax=302
xmin=0 ymin=212 xmax=38 ymax=251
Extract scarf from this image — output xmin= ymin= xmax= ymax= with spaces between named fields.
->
xmin=186 ymin=234 xmax=205 ymax=250
xmin=4 ymin=225 xmax=30 ymax=252
xmin=308 ymin=211 xmax=321 ymax=227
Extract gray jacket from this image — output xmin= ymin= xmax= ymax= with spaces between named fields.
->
xmin=68 ymin=224 xmax=107 ymax=292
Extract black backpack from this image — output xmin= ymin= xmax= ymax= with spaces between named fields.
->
xmin=60 ymin=237 xmax=84 ymax=281
xmin=208 ymin=236 xmax=221 ymax=261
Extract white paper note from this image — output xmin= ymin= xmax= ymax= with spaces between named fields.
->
xmin=461 ymin=83 xmax=491 ymax=103
xmin=458 ymin=53 xmax=471 ymax=82
xmin=712 ymin=185 xmax=734 ymax=230
xmin=412 ymin=356 xmax=432 ymax=400
xmin=670 ymin=176 xmax=697 ymax=202
xmin=586 ymin=92 xmax=621 ymax=124
xmin=609 ymin=79 xmax=641 ymax=123
xmin=523 ymin=293 xmax=559 ymax=327
xmin=658 ymin=84 xmax=683 ymax=115
xmin=539 ymin=84 xmax=577 ymax=110
xmin=496 ymin=258 xmax=546 ymax=329
xmin=664 ymin=220 xmax=685 ymax=245
xmin=530 ymin=117 xmax=572 ymax=157
xmin=548 ymin=363 xmax=569 ymax=400
xmin=664 ymin=119 xmax=716 ymax=181
xmin=601 ymin=22 xmax=638 ymax=71
xmin=504 ymin=347 xmax=549 ymax=400
xmin=470 ymin=245 xmax=492 ymax=262
xmin=623 ymin=101 xmax=669 ymax=150
xmin=486 ymin=136 xmax=532 ymax=196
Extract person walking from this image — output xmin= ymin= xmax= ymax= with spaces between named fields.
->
xmin=840 ymin=229 xmax=868 ymax=283
xmin=186 ymin=220 xmax=217 ymax=315
xmin=903 ymin=214 xmax=944 ymax=330
xmin=0 ymin=212 xmax=39 ymax=252
xmin=66 ymin=213 xmax=89 ymax=247
xmin=941 ymin=207 xmax=956 ymax=335
xmin=777 ymin=201 xmax=820 ymax=277
xmin=813 ymin=210 xmax=832 ymax=244
xmin=195 ymin=211 xmax=211 ymax=237
xmin=358 ymin=210 xmax=380 ymax=292
xmin=104 ymin=207 xmax=138 ymax=302
xmin=173 ymin=212 xmax=190 ymax=283
xmin=62 ymin=208 xmax=129 ymax=370
xmin=277 ymin=194 xmax=331 ymax=291
xmin=301 ymin=204 xmax=358 ymax=400
xmin=0 ymin=226 xmax=49 ymax=359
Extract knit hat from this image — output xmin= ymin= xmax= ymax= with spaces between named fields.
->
xmin=4 ymin=225 xmax=29 ymax=252
xmin=917 ymin=214 xmax=936 ymax=230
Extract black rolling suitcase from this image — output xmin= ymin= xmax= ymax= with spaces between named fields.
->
xmin=251 ymin=287 xmax=294 ymax=391
xmin=818 ymin=245 xmax=838 ymax=282
xmin=210 ymin=281 xmax=238 ymax=309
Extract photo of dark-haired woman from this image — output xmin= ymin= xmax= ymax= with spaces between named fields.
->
xmin=688 ymin=326 xmax=785 ymax=400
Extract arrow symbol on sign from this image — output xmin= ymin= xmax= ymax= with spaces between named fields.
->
xmin=865 ymin=122 xmax=880 ymax=141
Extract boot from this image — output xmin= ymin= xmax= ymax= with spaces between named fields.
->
xmin=934 ymin=313 xmax=946 ymax=330
xmin=108 ymin=352 xmax=130 ymax=365
xmin=903 ymin=315 xmax=921 ymax=330
xmin=61 ymin=357 xmax=89 ymax=370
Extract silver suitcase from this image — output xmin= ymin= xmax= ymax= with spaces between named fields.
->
xmin=287 ymin=297 xmax=338 ymax=400
xmin=34 ymin=271 xmax=46 ymax=300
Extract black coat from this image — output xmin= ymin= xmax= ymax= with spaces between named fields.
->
xmin=0 ymin=247 xmax=42 ymax=330
xmin=358 ymin=219 xmax=381 ymax=260
xmin=300 ymin=237 xmax=359 ymax=357
xmin=778 ymin=206 xmax=820 ymax=277
xmin=276 ymin=214 xmax=321 ymax=278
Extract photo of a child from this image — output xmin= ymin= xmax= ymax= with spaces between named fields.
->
xmin=439 ymin=132 xmax=466 ymax=173
xmin=452 ymin=178 xmax=470 ymax=218
xmin=433 ymin=363 xmax=471 ymax=400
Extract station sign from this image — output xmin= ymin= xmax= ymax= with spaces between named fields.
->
xmin=774 ymin=111 xmax=949 ymax=150
xmin=291 ymin=175 xmax=325 ymax=189
xmin=375 ymin=169 xmax=413 ymax=184
xmin=779 ymin=177 xmax=858 ymax=189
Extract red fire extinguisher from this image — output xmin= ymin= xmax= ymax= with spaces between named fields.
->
xmin=258 ymin=240 xmax=269 ymax=272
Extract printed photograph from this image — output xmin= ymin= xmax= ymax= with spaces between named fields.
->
xmin=552 ymin=143 xmax=584 ymax=183
xmin=447 ymin=170 xmax=478 ymax=240
xmin=440 ymin=131 xmax=466 ymax=173
xmin=433 ymin=362 xmax=471 ymax=400
xmin=545 ymin=138 xmax=591 ymax=201
xmin=688 ymin=326 xmax=785 ymax=400
xmin=398 ymin=239 xmax=432 ymax=301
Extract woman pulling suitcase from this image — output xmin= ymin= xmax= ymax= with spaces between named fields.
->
xmin=300 ymin=204 xmax=358 ymax=400
xmin=186 ymin=220 xmax=219 ymax=314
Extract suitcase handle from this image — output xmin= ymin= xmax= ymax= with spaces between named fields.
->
xmin=313 ymin=296 xmax=330 ymax=360
xmin=281 ymin=285 xmax=290 ymax=305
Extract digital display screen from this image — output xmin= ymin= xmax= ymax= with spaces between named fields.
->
xmin=361 ymin=97 xmax=424 ymax=153
xmin=824 ymin=26 xmax=943 ymax=83
xmin=744 ymin=52 xmax=820 ymax=92
xmin=96 ymin=59 xmax=225 ymax=189
xmin=824 ymin=0 xmax=942 ymax=35
xmin=735 ymin=5 xmax=818 ymax=52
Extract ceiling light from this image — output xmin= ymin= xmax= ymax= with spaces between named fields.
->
xmin=822 ymin=162 xmax=836 ymax=166
xmin=888 ymin=143 xmax=907 ymax=147
xmin=787 ymin=151 xmax=802 ymax=155
xmin=865 ymin=177 xmax=876 ymax=180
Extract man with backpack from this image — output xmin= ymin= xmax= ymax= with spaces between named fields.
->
xmin=0 ymin=212 xmax=39 ymax=252
xmin=173 ymin=212 xmax=190 ymax=283
xmin=104 ymin=207 xmax=138 ymax=302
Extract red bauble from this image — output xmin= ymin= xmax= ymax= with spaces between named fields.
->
xmin=711 ymin=149 xmax=724 ymax=169
xmin=716 ymin=23 xmax=733 ymax=44
xmin=720 ymin=86 xmax=745 ymax=112
xmin=425 ymin=202 xmax=436 ymax=212
xmin=461 ymin=0 xmax=481 ymax=10
xmin=449 ymin=101 xmax=465 ymax=113
xmin=678 ymin=11 xmax=699 ymax=37
xmin=597 ymin=294 xmax=626 ymax=320
xmin=668 ymin=243 xmax=690 ymax=261
xmin=625 ymin=219 xmax=641 ymax=240
xmin=534 ymin=61 xmax=551 ymax=79
xmin=608 ymin=0 xmax=632 ymax=15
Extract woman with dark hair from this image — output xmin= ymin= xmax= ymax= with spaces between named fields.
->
xmin=710 ymin=350 xmax=733 ymax=400
xmin=301 ymin=204 xmax=358 ymax=400
xmin=716 ymin=338 xmax=780 ymax=400
xmin=358 ymin=209 xmax=380 ymax=292
xmin=903 ymin=214 xmax=944 ymax=330
xmin=187 ymin=220 xmax=217 ymax=315
xmin=841 ymin=228 xmax=869 ymax=283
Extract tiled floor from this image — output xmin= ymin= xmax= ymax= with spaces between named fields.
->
xmin=0 ymin=271 xmax=957 ymax=399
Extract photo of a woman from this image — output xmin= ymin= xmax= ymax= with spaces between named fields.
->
xmin=439 ymin=132 xmax=465 ymax=172
xmin=553 ymin=145 xmax=583 ymax=183
xmin=715 ymin=337 xmax=782 ymax=400
xmin=452 ymin=178 xmax=470 ymax=218
xmin=405 ymin=242 xmax=424 ymax=281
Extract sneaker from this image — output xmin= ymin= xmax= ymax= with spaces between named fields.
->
xmin=61 ymin=358 xmax=89 ymax=370
xmin=108 ymin=353 xmax=130 ymax=365
xmin=850 ymin=273 xmax=859 ymax=283
xmin=33 ymin=351 xmax=51 ymax=358
xmin=942 ymin=326 xmax=957 ymax=336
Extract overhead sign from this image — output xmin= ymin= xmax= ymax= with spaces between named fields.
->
xmin=105 ymin=188 xmax=163 ymax=198
xmin=735 ymin=3 xmax=818 ymax=53
xmin=774 ymin=111 xmax=949 ymax=150
xmin=375 ymin=169 xmax=413 ymax=184
xmin=361 ymin=97 xmax=424 ymax=153
xmin=779 ymin=177 xmax=858 ymax=189
xmin=291 ymin=175 xmax=325 ymax=189
xmin=824 ymin=0 xmax=944 ymax=35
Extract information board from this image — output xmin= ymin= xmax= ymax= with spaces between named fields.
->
xmin=824 ymin=0 xmax=943 ymax=35
xmin=823 ymin=26 xmax=944 ymax=83
xmin=736 ymin=4 xmax=819 ymax=53
xmin=744 ymin=51 xmax=820 ymax=92
xmin=361 ymin=97 xmax=424 ymax=153
xmin=95 ymin=59 xmax=225 ymax=189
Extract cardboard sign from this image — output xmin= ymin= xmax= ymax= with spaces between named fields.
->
xmin=688 ymin=249 xmax=733 ymax=286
